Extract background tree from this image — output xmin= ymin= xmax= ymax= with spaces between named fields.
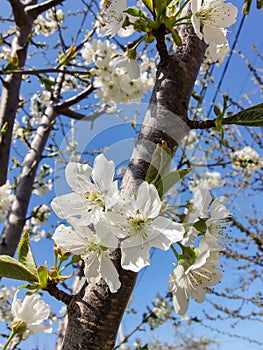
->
xmin=0 ymin=0 xmax=262 ymax=349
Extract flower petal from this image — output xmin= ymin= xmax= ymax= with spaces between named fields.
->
xmin=121 ymin=244 xmax=151 ymax=272
xmin=65 ymin=162 xmax=92 ymax=193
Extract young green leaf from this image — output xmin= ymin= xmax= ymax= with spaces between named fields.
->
xmin=142 ymin=0 xmax=154 ymax=13
xmin=145 ymin=141 xmax=174 ymax=185
xmin=222 ymin=103 xmax=263 ymax=126
xmin=18 ymin=232 xmax=37 ymax=274
xmin=0 ymin=255 xmax=38 ymax=282
xmin=155 ymin=168 xmax=192 ymax=198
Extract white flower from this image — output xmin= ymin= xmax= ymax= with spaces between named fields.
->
xmin=52 ymin=224 xmax=121 ymax=293
xmin=169 ymin=241 xmax=222 ymax=315
xmin=182 ymin=191 xmax=229 ymax=247
xmin=97 ymin=0 xmax=134 ymax=38
xmin=191 ymin=0 xmax=238 ymax=46
xmin=205 ymin=40 xmax=229 ymax=64
xmin=189 ymin=171 xmax=225 ymax=191
xmin=98 ymin=182 xmax=184 ymax=272
xmin=10 ymin=292 xmax=52 ymax=334
xmin=231 ymin=146 xmax=263 ymax=178
xmin=0 ymin=181 xmax=14 ymax=222
xmin=206 ymin=196 xmax=230 ymax=234
xmin=110 ymin=54 xmax=140 ymax=80
xmin=51 ymin=154 xmax=119 ymax=225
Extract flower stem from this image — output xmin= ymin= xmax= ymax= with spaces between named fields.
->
xmin=3 ymin=330 xmax=16 ymax=350
xmin=170 ymin=244 xmax=180 ymax=260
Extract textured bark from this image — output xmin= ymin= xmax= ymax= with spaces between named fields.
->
xmin=0 ymin=0 xmax=65 ymax=186
xmin=0 ymin=71 xmax=66 ymax=256
xmin=61 ymin=23 xmax=207 ymax=350
xmin=0 ymin=1 xmax=34 ymax=186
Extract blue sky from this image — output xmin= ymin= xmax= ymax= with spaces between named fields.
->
xmin=0 ymin=0 xmax=263 ymax=349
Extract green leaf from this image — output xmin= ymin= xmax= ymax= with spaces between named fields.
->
xmin=39 ymin=76 xmax=56 ymax=92
xmin=124 ymin=8 xmax=148 ymax=19
xmin=37 ymin=265 xmax=49 ymax=289
xmin=18 ymin=232 xmax=37 ymax=274
xmin=59 ymin=45 xmax=77 ymax=67
xmin=3 ymin=53 xmax=19 ymax=72
xmin=145 ymin=141 xmax=174 ymax=185
xmin=154 ymin=0 xmax=174 ymax=19
xmin=0 ymin=255 xmax=38 ymax=282
xmin=142 ymin=0 xmax=154 ymax=13
xmin=155 ymin=168 xmax=192 ymax=198
xmin=222 ymin=103 xmax=263 ymax=126
xmin=163 ymin=18 xmax=182 ymax=45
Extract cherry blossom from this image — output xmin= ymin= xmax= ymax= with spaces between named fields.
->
xmin=51 ymin=154 xmax=119 ymax=226
xmin=98 ymin=182 xmax=184 ymax=272
xmin=191 ymin=0 xmax=238 ymax=47
xmin=10 ymin=292 xmax=52 ymax=335
xmin=169 ymin=241 xmax=222 ymax=315
xmin=53 ymin=224 xmax=121 ymax=293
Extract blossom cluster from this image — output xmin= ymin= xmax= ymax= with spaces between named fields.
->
xmin=51 ymin=154 xmax=229 ymax=315
xmin=33 ymin=9 xmax=64 ymax=37
xmin=81 ymin=39 xmax=155 ymax=105
xmin=96 ymin=0 xmax=238 ymax=64
xmin=169 ymin=187 xmax=230 ymax=315
xmin=51 ymin=154 xmax=185 ymax=293
xmin=231 ymin=146 xmax=263 ymax=178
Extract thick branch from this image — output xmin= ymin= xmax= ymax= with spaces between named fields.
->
xmin=0 ymin=1 xmax=35 ymax=186
xmin=62 ymin=22 xmax=207 ymax=350
xmin=0 ymin=73 xmax=65 ymax=257
xmin=26 ymin=0 xmax=65 ymax=18
xmin=188 ymin=118 xmax=216 ymax=129
xmin=46 ymin=284 xmax=72 ymax=305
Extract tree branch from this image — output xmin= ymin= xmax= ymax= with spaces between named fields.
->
xmin=46 ymin=284 xmax=72 ymax=305
xmin=0 ymin=1 xmax=34 ymax=186
xmin=0 ymin=74 xmax=64 ymax=257
xmin=0 ymin=68 xmax=87 ymax=76
xmin=55 ymin=85 xmax=95 ymax=111
xmin=188 ymin=118 xmax=216 ymax=129
xmin=8 ymin=0 xmax=27 ymax=26
xmin=26 ymin=0 xmax=65 ymax=18
xmin=60 ymin=108 xmax=106 ymax=122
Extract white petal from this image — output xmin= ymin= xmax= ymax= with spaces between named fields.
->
xmin=65 ymin=162 xmax=92 ymax=193
xmin=95 ymin=221 xmax=120 ymax=249
xmin=92 ymin=154 xmax=115 ymax=191
xmin=84 ymin=252 xmax=101 ymax=284
xmin=121 ymin=245 xmax=151 ymax=272
xmin=203 ymin=26 xmax=226 ymax=45
xmin=100 ymin=253 xmax=121 ymax=293
xmin=51 ymin=193 xmax=85 ymax=219
xmin=191 ymin=15 xmax=202 ymax=40
xmin=127 ymin=59 xmax=140 ymax=80
xmin=117 ymin=25 xmax=134 ymax=38
xmin=53 ymin=224 xmax=90 ymax=255
xmin=136 ymin=182 xmax=161 ymax=219
xmin=172 ymin=284 xmax=189 ymax=316
xmin=150 ymin=217 xmax=184 ymax=248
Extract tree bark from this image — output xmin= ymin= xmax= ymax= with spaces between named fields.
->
xmin=0 ymin=72 xmax=65 ymax=256
xmin=61 ymin=23 xmax=207 ymax=350
xmin=0 ymin=1 xmax=34 ymax=186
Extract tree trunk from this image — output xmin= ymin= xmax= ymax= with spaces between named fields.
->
xmin=61 ymin=23 xmax=206 ymax=350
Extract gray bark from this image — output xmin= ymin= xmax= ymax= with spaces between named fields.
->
xmin=61 ymin=23 xmax=206 ymax=350
xmin=0 ymin=71 xmax=65 ymax=256
xmin=0 ymin=0 xmax=64 ymax=186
